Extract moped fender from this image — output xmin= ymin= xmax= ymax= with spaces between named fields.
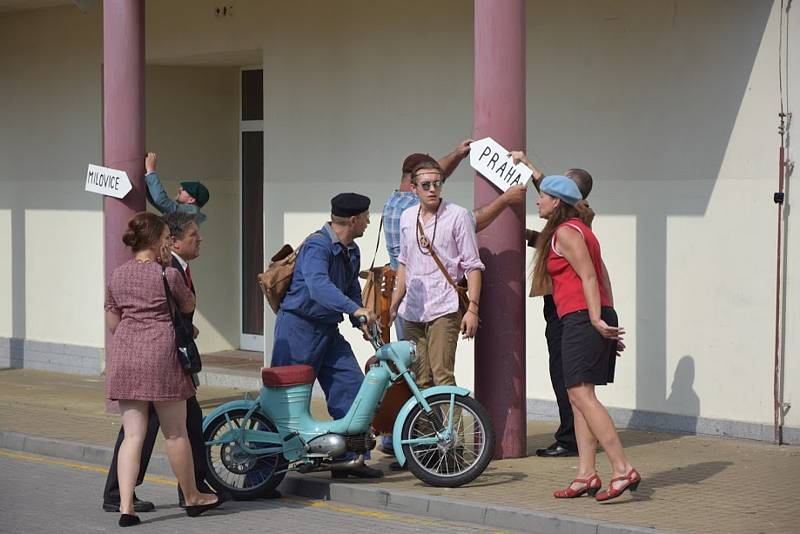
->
xmin=202 ymin=400 xmax=258 ymax=432
xmin=391 ymin=385 xmax=471 ymax=468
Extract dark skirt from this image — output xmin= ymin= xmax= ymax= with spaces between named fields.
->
xmin=561 ymin=307 xmax=618 ymax=388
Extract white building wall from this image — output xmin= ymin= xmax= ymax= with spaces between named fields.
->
xmin=144 ymin=65 xmax=241 ymax=354
xmin=0 ymin=6 xmax=104 ymax=356
xmin=0 ymin=0 xmax=796 ymax=437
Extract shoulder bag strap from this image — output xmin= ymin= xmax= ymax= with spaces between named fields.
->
xmin=161 ymin=268 xmax=182 ymax=329
xmin=367 ymin=214 xmax=385 ymax=271
xmin=416 ymin=218 xmax=460 ymax=290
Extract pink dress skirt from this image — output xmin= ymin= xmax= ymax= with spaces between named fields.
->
xmin=105 ymin=259 xmax=195 ymax=401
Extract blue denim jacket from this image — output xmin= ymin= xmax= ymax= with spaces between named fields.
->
xmin=280 ymin=223 xmax=362 ymax=326
xmin=145 ymin=172 xmax=207 ymax=225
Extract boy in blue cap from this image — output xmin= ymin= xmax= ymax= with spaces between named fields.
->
xmin=144 ymin=152 xmax=209 ymax=225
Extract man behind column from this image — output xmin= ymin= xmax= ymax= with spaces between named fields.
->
xmin=390 ymin=159 xmax=484 ymax=392
xmin=102 ymin=212 xmax=215 ymax=512
xmin=511 ymin=150 xmax=597 ymax=458
xmin=271 ymin=193 xmax=383 ymax=479
xmin=379 ymin=140 xmax=525 ymax=457
xmin=144 ymin=152 xmax=209 ymax=225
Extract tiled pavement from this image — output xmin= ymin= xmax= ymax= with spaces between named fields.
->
xmin=0 ymin=369 xmax=797 ymax=533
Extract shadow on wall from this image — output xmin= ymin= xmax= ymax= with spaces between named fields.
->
xmin=524 ymin=0 xmax=774 ymax=420
xmin=629 ymin=354 xmax=700 ymax=434
xmin=260 ymin=3 xmax=775 ymax=418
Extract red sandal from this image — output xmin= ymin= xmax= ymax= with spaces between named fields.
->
xmin=595 ymin=468 xmax=641 ymax=502
xmin=553 ymin=473 xmax=602 ymax=498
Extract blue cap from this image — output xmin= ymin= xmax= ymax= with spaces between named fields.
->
xmin=540 ymin=175 xmax=582 ymax=206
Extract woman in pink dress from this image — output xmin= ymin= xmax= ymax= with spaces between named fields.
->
xmin=532 ymin=176 xmax=640 ymax=503
xmin=105 ymin=212 xmax=221 ymax=526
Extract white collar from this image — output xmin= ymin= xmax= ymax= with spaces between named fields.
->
xmin=171 ymin=251 xmax=189 ymax=271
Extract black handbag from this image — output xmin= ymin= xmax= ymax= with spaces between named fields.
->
xmin=162 ymin=268 xmax=202 ymax=375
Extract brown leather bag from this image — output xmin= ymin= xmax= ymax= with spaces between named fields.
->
xmin=359 ymin=265 xmax=396 ymax=343
xmin=358 ymin=215 xmax=397 ymax=342
xmin=258 ymin=231 xmax=323 ymax=313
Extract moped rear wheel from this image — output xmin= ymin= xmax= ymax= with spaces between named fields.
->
xmin=203 ymin=409 xmax=288 ymax=500
xmin=401 ymin=393 xmax=495 ymax=488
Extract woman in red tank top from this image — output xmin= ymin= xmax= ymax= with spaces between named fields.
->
xmin=532 ymin=176 xmax=640 ymax=502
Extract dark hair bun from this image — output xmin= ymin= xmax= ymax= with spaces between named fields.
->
xmin=122 ymin=229 xmax=138 ymax=248
xmin=122 ymin=212 xmax=166 ymax=253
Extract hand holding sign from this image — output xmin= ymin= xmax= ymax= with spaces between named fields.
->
xmin=469 ymin=137 xmax=533 ymax=192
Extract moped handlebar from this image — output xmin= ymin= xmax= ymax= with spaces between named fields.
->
xmin=357 ymin=316 xmax=384 ymax=349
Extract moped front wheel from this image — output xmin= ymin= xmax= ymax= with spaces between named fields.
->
xmin=203 ymin=409 xmax=288 ymax=500
xmin=401 ymin=393 xmax=495 ymax=488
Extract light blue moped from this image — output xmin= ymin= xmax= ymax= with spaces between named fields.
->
xmin=202 ymin=322 xmax=495 ymax=498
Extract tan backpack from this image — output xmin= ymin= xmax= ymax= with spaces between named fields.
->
xmin=258 ymin=231 xmax=323 ymax=313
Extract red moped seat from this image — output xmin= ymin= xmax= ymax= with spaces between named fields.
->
xmin=261 ymin=365 xmax=315 ymax=387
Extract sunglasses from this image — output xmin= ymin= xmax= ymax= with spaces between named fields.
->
xmin=416 ymin=180 xmax=442 ymax=191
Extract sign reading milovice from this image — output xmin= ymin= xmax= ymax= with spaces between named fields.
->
xmin=85 ymin=164 xmax=132 ymax=199
xmin=469 ymin=137 xmax=533 ymax=192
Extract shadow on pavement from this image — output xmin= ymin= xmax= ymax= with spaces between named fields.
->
xmin=601 ymin=461 xmax=734 ymax=504
xmin=617 ymin=429 xmax=683 ymax=449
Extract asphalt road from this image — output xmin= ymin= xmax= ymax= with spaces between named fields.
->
xmin=0 ymin=449 xmax=519 ymax=533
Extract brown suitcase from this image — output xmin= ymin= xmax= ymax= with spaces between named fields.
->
xmin=365 ymin=356 xmax=412 ymax=434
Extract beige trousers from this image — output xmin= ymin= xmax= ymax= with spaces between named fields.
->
xmin=403 ymin=311 xmax=462 ymax=389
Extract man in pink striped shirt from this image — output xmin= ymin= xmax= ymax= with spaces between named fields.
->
xmin=389 ymin=159 xmax=484 ymax=388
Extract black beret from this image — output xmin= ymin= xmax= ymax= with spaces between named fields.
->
xmin=331 ymin=192 xmax=370 ymax=217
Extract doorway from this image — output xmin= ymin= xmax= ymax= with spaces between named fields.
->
xmin=240 ymin=68 xmax=264 ymax=351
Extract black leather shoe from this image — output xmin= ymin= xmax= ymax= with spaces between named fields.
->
xmin=118 ymin=514 xmax=141 ymax=527
xmin=103 ymin=495 xmax=155 ymax=513
xmin=185 ymin=493 xmax=226 ymax=518
xmin=331 ymin=464 xmax=385 ymax=479
xmin=388 ymin=460 xmax=406 ymax=471
xmin=262 ymin=488 xmax=282 ymax=499
xmin=535 ymin=442 xmax=579 ymax=457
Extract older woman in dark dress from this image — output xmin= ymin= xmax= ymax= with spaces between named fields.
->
xmin=105 ymin=212 xmax=221 ymax=526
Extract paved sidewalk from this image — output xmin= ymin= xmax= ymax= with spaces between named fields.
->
xmin=0 ymin=369 xmax=797 ymax=533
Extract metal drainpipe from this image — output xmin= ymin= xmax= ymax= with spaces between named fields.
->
xmin=774 ymin=113 xmax=788 ymax=445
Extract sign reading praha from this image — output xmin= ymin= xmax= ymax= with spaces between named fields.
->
xmin=85 ymin=164 xmax=132 ymax=199
xmin=469 ymin=137 xmax=533 ymax=192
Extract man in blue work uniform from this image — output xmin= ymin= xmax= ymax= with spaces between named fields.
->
xmin=272 ymin=192 xmax=382 ymax=479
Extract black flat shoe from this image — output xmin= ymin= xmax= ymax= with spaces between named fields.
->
xmin=118 ymin=514 xmax=140 ymax=527
xmin=103 ymin=496 xmax=155 ymax=513
xmin=388 ymin=460 xmax=406 ymax=471
xmin=331 ymin=464 xmax=385 ymax=479
xmin=535 ymin=442 xmax=579 ymax=458
xmin=185 ymin=494 xmax=224 ymax=517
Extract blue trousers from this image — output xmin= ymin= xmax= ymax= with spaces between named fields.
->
xmin=272 ymin=310 xmax=364 ymax=421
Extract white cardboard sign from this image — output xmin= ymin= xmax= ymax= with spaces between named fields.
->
xmin=469 ymin=137 xmax=533 ymax=192
xmin=85 ymin=164 xmax=132 ymax=199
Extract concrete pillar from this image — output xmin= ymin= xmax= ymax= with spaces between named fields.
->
xmin=103 ymin=0 xmax=145 ymax=344
xmin=474 ymin=0 xmax=527 ymax=459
